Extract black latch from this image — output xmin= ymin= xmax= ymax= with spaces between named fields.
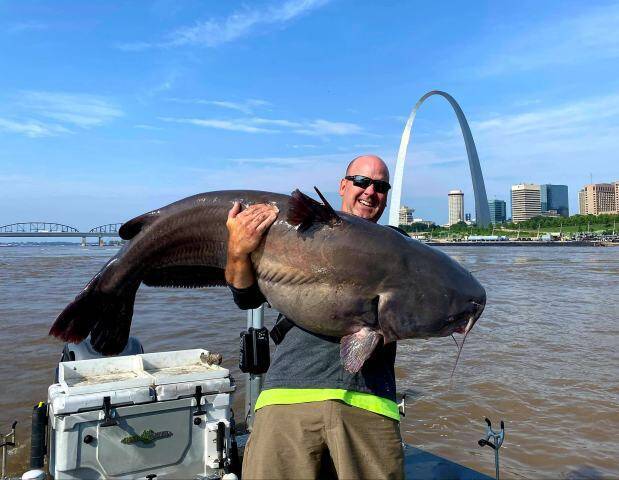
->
xmin=100 ymin=396 xmax=118 ymax=427
xmin=193 ymin=385 xmax=206 ymax=416
xmin=216 ymin=421 xmax=226 ymax=469
xmin=239 ymin=327 xmax=270 ymax=374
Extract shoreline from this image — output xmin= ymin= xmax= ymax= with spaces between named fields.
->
xmin=426 ymin=240 xmax=617 ymax=247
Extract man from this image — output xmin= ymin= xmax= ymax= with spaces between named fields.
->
xmin=225 ymin=155 xmax=404 ymax=480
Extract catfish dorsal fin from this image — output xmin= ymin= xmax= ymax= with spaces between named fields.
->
xmin=287 ymin=189 xmax=341 ymax=232
xmin=313 ymin=186 xmax=337 ymax=216
xmin=118 ymin=210 xmax=161 ymax=240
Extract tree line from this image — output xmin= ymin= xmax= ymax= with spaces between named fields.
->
xmin=399 ymin=213 xmax=619 ymax=236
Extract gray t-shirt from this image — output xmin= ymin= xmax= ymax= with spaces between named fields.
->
xmin=229 ymin=284 xmax=396 ymax=402
xmin=265 ymin=315 xmax=397 ymax=402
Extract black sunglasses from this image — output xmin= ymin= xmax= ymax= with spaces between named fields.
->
xmin=344 ymin=175 xmax=391 ymax=193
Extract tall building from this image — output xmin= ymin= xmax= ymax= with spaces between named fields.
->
xmin=511 ymin=184 xmax=541 ymax=223
xmin=488 ymin=199 xmax=507 ymax=224
xmin=540 ymin=184 xmax=569 ymax=217
xmin=448 ymin=190 xmax=464 ymax=226
xmin=398 ymin=205 xmax=415 ymax=226
xmin=579 ymin=183 xmax=616 ymax=215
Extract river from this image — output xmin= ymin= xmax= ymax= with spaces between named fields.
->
xmin=0 ymin=244 xmax=617 ymax=478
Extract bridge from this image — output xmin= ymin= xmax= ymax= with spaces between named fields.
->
xmin=0 ymin=222 xmax=123 ymax=246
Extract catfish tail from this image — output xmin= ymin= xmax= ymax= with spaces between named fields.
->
xmin=49 ymin=272 xmax=138 ymax=356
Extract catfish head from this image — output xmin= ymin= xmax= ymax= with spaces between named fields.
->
xmin=377 ymin=231 xmax=486 ymax=343
xmin=340 ymin=230 xmax=486 ymax=373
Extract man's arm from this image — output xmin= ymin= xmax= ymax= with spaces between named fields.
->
xmin=225 ymin=202 xmax=278 ymax=308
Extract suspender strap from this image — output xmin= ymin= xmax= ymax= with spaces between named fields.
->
xmin=270 ymin=315 xmax=296 ymax=345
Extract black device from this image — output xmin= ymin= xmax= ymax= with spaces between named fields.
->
xmin=239 ymin=327 xmax=270 ymax=374
xmin=30 ymin=404 xmax=47 ymax=469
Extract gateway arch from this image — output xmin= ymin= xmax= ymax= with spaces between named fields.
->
xmin=388 ymin=90 xmax=491 ymax=228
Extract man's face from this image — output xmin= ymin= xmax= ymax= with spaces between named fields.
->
xmin=339 ymin=157 xmax=389 ymax=223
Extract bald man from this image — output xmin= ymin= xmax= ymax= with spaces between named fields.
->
xmin=226 ymin=155 xmax=404 ymax=480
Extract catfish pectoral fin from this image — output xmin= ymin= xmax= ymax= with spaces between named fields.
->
xmin=340 ymin=327 xmax=381 ymax=373
xmin=49 ymin=274 xmax=138 ymax=356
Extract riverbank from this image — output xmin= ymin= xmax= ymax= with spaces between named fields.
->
xmin=426 ymin=240 xmax=617 ymax=247
xmin=3 ymin=239 xmax=618 ymax=248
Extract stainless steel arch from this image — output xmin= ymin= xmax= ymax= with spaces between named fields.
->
xmin=388 ymin=90 xmax=491 ymax=227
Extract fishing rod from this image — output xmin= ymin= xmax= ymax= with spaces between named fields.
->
xmin=0 ymin=421 xmax=17 ymax=480
xmin=478 ymin=417 xmax=505 ymax=480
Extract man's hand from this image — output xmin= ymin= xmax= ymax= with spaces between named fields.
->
xmin=225 ymin=202 xmax=279 ymax=288
xmin=226 ymin=202 xmax=279 ymax=258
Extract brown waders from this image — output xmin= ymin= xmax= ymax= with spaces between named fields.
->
xmin=242 ymin=400 xmax=404 ymax=480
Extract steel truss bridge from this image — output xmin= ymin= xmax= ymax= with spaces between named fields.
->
xmin=0 ymin=222 xmax=123 ymax=246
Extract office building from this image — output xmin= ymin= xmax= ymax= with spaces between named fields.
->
xmin=398 ymin=205 xmax=415 ymax=226
xmin=448 ymin=190 xmax=464 ymax=226
xmin=488 ymin=199 xmax=507 ymax=224
xmin=579 ymin=183 xmax=616 ymax=215
xmin=540 ymin=184 xmax=569 ymax=217
xmin=511 ymin=184 xmax=541 ymax=223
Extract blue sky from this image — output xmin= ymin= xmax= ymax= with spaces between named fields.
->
xmin=1 ymin=0 xmax=618 ymax=228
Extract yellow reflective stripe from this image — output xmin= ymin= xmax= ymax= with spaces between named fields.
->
xmin=255 ymin=388 xmax=400 ymax=421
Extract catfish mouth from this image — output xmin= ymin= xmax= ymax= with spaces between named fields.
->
xmin=438 ymin=298 xmax=486 ymax=337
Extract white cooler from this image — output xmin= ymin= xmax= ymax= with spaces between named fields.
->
xmin=47 ymin=349 xmax=235 ymax=479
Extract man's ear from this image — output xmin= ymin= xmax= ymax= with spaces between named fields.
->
xmin=338 ymin=178 xmax=346 ymax=196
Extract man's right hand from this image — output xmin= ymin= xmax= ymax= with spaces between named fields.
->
xmin=225 ymin=202 xmax=279 ymax=288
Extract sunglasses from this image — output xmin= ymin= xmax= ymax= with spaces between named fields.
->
xmin=344 ymin=175 xmax=391 ymax=193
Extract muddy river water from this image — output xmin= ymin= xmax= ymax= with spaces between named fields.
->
xmin=1 ymin=244 xmax=617 ymax=478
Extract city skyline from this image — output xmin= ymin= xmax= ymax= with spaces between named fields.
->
xmin=1 ymin=1 xmax=619 ymax=227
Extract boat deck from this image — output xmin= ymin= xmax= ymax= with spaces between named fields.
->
xmin=404 ymin=445 xmax=493 ymax=479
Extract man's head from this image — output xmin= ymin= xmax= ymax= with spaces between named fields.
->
xmin=339 ymin=155 xmax=390 ymax=223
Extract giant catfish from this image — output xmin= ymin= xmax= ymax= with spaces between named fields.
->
xmin=50 ymin=189 xmax=486 ymax=372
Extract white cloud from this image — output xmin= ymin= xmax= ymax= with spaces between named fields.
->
xmin=119 ymin=0 xmax=330 ymax=50
xmin=289 ymin=144 xmax=319 ymax=149
xmin=470 ymin=94 xmax=619 ymax=140
xmin=184 ymin=151 xmax=359 ymax=194
xmin=159 ymin=117 xmax=277 ymax=134
xmin=166 ymin=98 xmax=272 ymax=115
xmin=134 ymin=124 xmax=163 ymax=131
xmin=18 ymin=91 xmax=123 ymax=128
xmin=158 ymin=115 xmax=364 ymax=137
xmin=252 ymin=118 xmax=302 ymax=128
xmin=294 ymin=119 xmax=364 ymax=136
xmin=0 ymin=118 xmax=71 ymax=138
xmin=0 ymin=91 xmax=123 ymax=138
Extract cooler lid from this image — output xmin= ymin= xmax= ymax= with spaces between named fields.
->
xmin=53 ymin=348 xmax=230 ymax=409
xmin=58 ymin=354 xmax=153 ymax=396
xmin=141 ymin=349 xmax=229 ymax=385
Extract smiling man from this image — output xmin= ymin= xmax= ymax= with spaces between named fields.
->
xmin=226 ymin=154 xmax=404 ymax=480
xmin=339 ymin=154 xmax=391 ymax=221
